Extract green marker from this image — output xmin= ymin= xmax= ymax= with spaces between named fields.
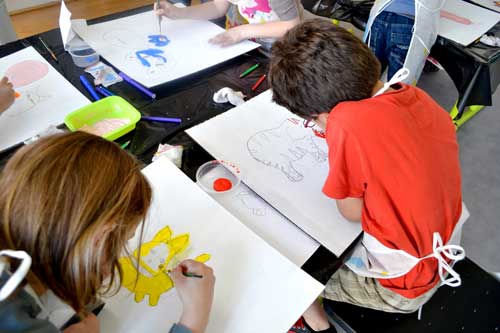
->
xmin=120 ymin=140 xmax=131 ymax=149
xmin=240 ymin=63 xmax=259 ymax=78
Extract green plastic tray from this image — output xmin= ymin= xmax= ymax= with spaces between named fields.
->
xmin=64 ymin=96 xmax=141 ymax=141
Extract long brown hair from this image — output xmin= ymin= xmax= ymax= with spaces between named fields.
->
xmin=0 ymin=132 xmax=152 ymax=314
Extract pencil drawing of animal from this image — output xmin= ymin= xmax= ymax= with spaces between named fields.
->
xmin=246 ymin=119 xmax=327 ymax=182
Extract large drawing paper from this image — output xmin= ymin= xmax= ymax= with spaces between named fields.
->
xmin=187 ymin=91 xmax=362 ymax=256
xmin=99 ymin=157 xmax=324 ymax=333
xmin=0 ymin=47 xmax=89 ymax=152
xmin=208 ymin=180 xmax=320 ymax=266
xmin=73 ymin=9 xmax=259 ymax=87
xmin=439 ymin=0 xmax=500 ymax=45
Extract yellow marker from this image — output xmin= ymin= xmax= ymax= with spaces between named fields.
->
xmin=120 ymin=226 xmax=211 ymax=306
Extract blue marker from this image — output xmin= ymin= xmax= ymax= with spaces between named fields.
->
xmin=95 ymin=86 xmax=112 ymax=97
xmin=79 ymin=75 xmax=100 ymax=101
xmin=99 ymin=86 xmax=115 ymax=96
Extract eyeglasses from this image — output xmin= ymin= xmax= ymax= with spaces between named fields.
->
xmin=303 ymin=117 xmax=317 ymax=128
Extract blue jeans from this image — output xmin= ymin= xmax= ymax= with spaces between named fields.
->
xmin=368 ymin=12 xmax=414 ymax=80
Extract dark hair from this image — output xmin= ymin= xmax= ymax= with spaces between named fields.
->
xmin=269 ymin=19 xmax=381 ymax=119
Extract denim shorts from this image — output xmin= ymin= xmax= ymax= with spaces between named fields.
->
xmin=368 ymin=11 xmax=415 ymax=80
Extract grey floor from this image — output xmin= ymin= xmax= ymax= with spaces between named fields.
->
xmin=417 ymin=69 xmax=500 ymax=273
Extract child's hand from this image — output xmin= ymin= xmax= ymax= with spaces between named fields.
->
xmin=0 ymin=76 xmax=15 ymax=114
xmin=209 ymin=28 xmax=244 ymax=47
xmin=172 ymin=260 xmax=215 ymax=333
xmin=154 ymin=0 xmax=180 ymax=19
xmin=63 ymin=313 xmax=100 ymax=333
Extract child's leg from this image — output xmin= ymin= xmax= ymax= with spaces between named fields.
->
xmin=301 ymin=299 xmax=331 ymax=331
xmin=323 ymin=265 xmax=438 ymax=313
xmin=368 ymin=12 xmax=390 ymax=74
xmin=385 ymin=14 xmax=414 ymax=79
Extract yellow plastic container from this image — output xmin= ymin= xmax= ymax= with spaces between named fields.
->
xmin=64 ymin=96 xmax=141 ymax=141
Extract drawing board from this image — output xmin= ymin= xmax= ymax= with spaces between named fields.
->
xmin=0 ymin=47 xmax=89 ymax=152
xmin=439 ymin=0 xmax=500 ymax=45
xmin=208 ymin=180 xmax=320 ymax=266
xmin=99 ymin=157 xmax=324 ymax=333
xmin=72 ymin=8 xmax=260 ymax=88
xmin=187 ymin=90 xmax=362 ymax=257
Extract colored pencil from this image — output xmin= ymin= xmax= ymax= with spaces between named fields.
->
xmin=38 ymin=37 xmax=58 ymax=63
xmin=251 ymin=74 xmax=266 ymax=91
xmin=79 ymin=75 xmax=100 ymax=101
xmin=118 ymin=72 xmax=156 ymax=99
xmin=240 ymin=63 xmax=259 ymax=78
xmin=141 ymin=116 xmax=182 ymax=124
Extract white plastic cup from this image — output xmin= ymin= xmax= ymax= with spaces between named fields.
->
xmin=68 ymin=44 xmax=99 ymax=68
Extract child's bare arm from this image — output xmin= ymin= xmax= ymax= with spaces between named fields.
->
xmin=155 ymin=0 xmax=230 ymax=21
xmin=336 ymin=197 xmax=363 ymax=222
xmin=209 ymin=18 xmax=300 ymax=46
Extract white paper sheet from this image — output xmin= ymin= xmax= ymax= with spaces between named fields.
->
xmin=206 ymin=180 xmax=320 ymax=266
xmin=470 ymin=0 xmax=500 ymax=13
xmin=439 ymin=0 xmax=500 ymax=45
xmin=59 ymin=0 xmax=75 ymax=49
xmin=0 ymin=47 xmax=89 ymax=152
xmin=72 ymin=9 xmax=260 ymax=88
xmin=99 ymin=157 xmax=324 ymax=333
xmin=187 ymin=90 xmax=362 ymax=257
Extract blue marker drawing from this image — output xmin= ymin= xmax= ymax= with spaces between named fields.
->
xmin=135 ymin=49 xmax=167 ymax=67
xmin=148 ymin=35 xmax=170 ymax=47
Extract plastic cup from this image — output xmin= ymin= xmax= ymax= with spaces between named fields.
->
xmin=68 ymin=44 xmax=99 ymax=68
xmin=196 ymin=160 xmax=241 ymax=195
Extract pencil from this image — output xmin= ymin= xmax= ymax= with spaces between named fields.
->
xmin=240 ymin=63 xmax=259 ymax=78
xmin=38 ymin=37 xmax=58 ymax=63
xmin=251 ymin=74 xmax=266 ymax=91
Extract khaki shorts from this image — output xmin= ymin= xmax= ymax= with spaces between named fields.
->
xmin=323 ymin=265 xmax=439 ymax=313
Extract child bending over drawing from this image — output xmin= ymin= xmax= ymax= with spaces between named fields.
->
xmin=0 ymin=76 xmax=15 ymax=114
xmin=269 ymin=20 xmax=466 ymax=333
xmin=154 ymin=0 xmax=308 ymax=50
xmin=0 ymin=132 xmax=215 ymax=333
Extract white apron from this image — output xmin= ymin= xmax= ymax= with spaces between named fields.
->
xmin=346 ymin=202 xmax=468 ymax=288
xmin=363 ymin=0 xmax=446 ymax=85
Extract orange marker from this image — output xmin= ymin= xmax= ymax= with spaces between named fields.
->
xmin=15 ymin=92 xmax=21 ymax=98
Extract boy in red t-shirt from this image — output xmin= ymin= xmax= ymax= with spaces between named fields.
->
xmin=268 ymin=20 xmax=465 ymax=333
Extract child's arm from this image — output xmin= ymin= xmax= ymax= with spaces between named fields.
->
xmin=0 ymin=76 xmax=15 ymax=114
xmin=154 ymin=0 xmax=230 ymax=21
xmin=336 ymin=197 xmax=363 ymax=222
xmin=209 ymin=18 xmax=300 ymax=46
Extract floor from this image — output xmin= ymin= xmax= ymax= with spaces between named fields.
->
xmin=10 ymin=0 xmax=154 ymax=38
xmin=7 ymin=1 xmax=500 ymax=273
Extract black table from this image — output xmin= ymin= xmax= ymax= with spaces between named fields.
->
xmin=0 ymin=5 xmax=361 ymax=285
xmin=430 ymin=22 xmax=500 ymax=126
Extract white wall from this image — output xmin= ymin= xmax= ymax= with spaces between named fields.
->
xmin=6 ymin=0 xmax=55 ymax=12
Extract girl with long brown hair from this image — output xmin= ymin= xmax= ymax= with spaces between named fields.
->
xmin=0 ymin=132 xmax=215 ymax=333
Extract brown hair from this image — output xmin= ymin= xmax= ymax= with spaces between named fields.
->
xmin=269 ymin=19 xmax=381 ymax=119
xmin=0 ymin=132 xmax=152 ymax=314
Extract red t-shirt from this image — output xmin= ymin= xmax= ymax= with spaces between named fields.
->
xmin=323 ymin=84 xmax=462 ymax=299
